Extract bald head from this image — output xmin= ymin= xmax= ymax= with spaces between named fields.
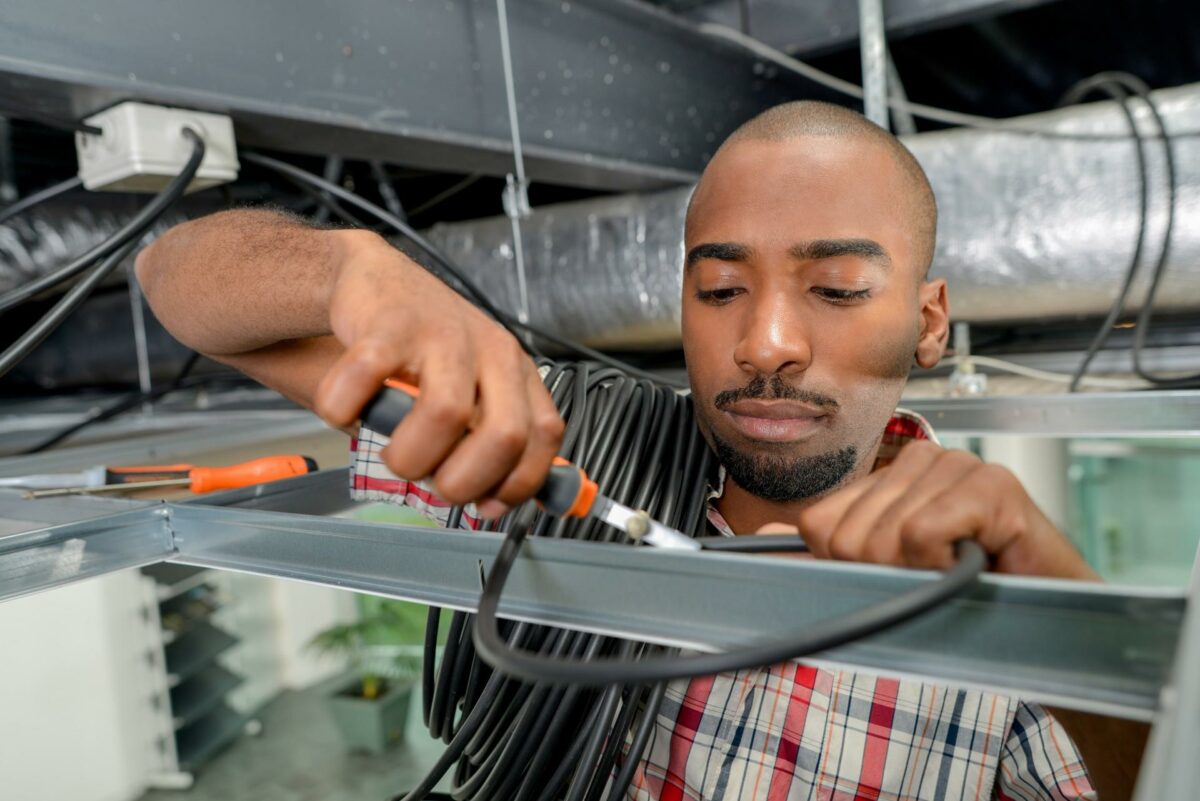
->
xmin=688 ymin=101 xmax=938 ymax=276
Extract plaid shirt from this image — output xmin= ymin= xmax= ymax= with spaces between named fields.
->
xmin=350 ymin=410 xmax=1094 ymax=801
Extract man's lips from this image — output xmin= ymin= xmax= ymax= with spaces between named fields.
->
xmin=720 ymin=400 xmax=831 ymax=442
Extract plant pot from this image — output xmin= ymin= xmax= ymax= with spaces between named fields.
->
xmin=324 ymin=675 xmax=415 ymax=755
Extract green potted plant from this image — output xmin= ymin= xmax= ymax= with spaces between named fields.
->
xmin=309 ymin=596 xmax=425 ymax=754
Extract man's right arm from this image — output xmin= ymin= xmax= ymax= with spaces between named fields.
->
xmin=136 ymin=209 xmax=564 ymax=518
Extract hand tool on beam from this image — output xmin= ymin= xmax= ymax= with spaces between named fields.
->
xmin=21 ymin=455 xmax=319 ymax=498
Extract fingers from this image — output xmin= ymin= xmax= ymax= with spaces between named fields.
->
xmin=775 ymin=439 xmax=1093 ymax=579
xmin=896 ymin=463 xmax=1019 ymax=570
xmin=796 ymin=469 xmax=884 ymax=559
xmin=315 ymin=335 xmax=421 ymax=429
xmin=798 ymin=441 xmax=985 ymax=569
xmin=429 ymin=341 xmax=550 ymax=509
xmin=863 ymin=449 xmax=984 ymax=567
xmin=816 ymin=442 xmax=944 ymax=563
xmin=474 ymin=367 xmax=565 ymax=515
xmin=379 ymin=335 xmax=479 ymax=484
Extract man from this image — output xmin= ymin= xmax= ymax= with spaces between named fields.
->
xmin=137 ymin=101 xmax=1110 ymax=799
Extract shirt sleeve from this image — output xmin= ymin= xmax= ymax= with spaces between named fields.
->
xmin=349 ymin=425 xmax=484 ymax=530
xmin=993 ymin=702 xmax=1096 ymax=801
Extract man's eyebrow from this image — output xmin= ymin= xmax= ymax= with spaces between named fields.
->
xmin=790 ymin=239 xmax=892 ymax=269
xmin=685 ymin=242 xmax=752 ymax=271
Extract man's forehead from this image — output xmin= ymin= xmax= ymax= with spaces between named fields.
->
xmin=699 ymin=134 xmax=896 ymax=195
xmin=686 ymin=135 xmax=913 ymax=245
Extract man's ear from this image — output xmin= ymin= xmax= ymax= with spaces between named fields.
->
xmin=915 ymin=278 xmax=949 ymax=369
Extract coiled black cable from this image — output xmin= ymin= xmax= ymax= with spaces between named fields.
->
xmin=392 ymin=363 xmax=712 ymax=801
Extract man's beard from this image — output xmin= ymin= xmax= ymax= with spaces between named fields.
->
xmin=708 ymin=373 xmax=858 ymax=502
xmin=711 ymin=434 xmax=857 ymax=502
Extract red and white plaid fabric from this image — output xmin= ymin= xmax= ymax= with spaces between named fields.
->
xmin=350 ymin=409 xmax=1094 ymax=801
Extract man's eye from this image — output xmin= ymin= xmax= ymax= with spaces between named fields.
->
xmin=812 ymin=287 xmax=871 ymax=304
xmin=696 ymin=288 xmax=744 ymax=304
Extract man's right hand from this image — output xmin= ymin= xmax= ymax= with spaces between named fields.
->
xmin=315 ymin=231 xmax=564 ymax=519
xmin=136 ymin=211 xmax=563 ymax=520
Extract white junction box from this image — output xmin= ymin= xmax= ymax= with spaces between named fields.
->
xmin=75 ymin=102 xmax=239 ymax=193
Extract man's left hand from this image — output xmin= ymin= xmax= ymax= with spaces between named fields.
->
xmin=778 ymin=441 xmax=1098 ymax=580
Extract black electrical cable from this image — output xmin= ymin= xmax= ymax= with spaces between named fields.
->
xmin=1123 ymin=94 xmax=1199 ymax=387
xmin=313 ymin=155 xmax=343 ymax=225
xmin=0 ymin=130 xmax=206 ymax=381
xmin=283 ymin=171 xmax=372 ymax=229
xmin=473 ymin=527 xmax=985 ymax=686
xmin=16 ymin=358 xmax=245 ymax=456
xmin=513 ymin=319 xmax=688 ymax=389
xmin=0 ymin=130 xmax=205 ymax=313
xmin=605 ymin=680 xmax=668 ymax=801
xmin=1059 ymin=72 xmax=1196 ymax=390
xmin=0 ymin=176 xmax=82 ymax=227
xmin=1055 ymin=77 xmax=1149 ymax=392
xmin=370 ymin=160 xmax=408 ymax=222
xmin=0 ymin=237 xmax=138 ymax=378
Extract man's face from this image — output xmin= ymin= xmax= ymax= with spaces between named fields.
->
xmin=682 ymin=135 xmax=934 ymax=502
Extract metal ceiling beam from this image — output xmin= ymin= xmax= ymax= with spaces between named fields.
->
xmin=0 ymin=0 xmax=808 ymax=191
xmin=903 ymin=390 xmax=1200 ymax=437
xmin=675 ymin=0 xmax=1060 ymax=57
xmin=167 ymin=502 xmax=1182 ymax=720
xmin=0 ymin=481 xmax=1184 ymax=721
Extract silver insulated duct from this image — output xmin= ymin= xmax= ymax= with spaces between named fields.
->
xmin=427 ymin=83 xmax=1200 ymax=348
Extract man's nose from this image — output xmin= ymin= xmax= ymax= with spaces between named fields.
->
xmin=732 ymin=294 xmax=813 ymax=376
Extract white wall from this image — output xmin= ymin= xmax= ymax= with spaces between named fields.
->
xmin=0 ymin=567 xmax=357 ymax=801
xmin=212 ymin=573 xmax=356 ymax=709
xmin=0 ymin=572 xmax=159 ymax=801
xmin=270 ymin=579 xmax=357 ymax=689
xmin=980 ymin=436 xmax=1072 ymax=531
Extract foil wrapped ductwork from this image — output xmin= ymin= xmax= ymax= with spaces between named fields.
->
xmin=0 ymin=194 xmax=196 ymax=293
xmin=427 ymin=83 xmax=1200 ymax=348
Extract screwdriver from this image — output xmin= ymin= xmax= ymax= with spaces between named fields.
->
xmin=22 ymin=455 xmax=319 ymax=498
xmin=361 ymin=379 xmax=700 ymax=551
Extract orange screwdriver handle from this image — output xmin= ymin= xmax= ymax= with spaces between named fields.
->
xmin=361 ymin=383 xmax=598 ymax=519
xmin=189 ymin=455 xmax=319 ymax=494
xmin=544 ymin=457 xmax=599 ymax=519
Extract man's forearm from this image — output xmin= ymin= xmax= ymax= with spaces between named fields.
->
xmin=136 ymin=209 xmax=369 ymax=356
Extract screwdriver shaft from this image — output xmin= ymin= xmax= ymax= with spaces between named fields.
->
xmin=25 ymin=478 xmax=191 ymax=498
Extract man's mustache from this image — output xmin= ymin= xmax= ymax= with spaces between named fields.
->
xmin=714 ymin=374 xmax=840 ymax=411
